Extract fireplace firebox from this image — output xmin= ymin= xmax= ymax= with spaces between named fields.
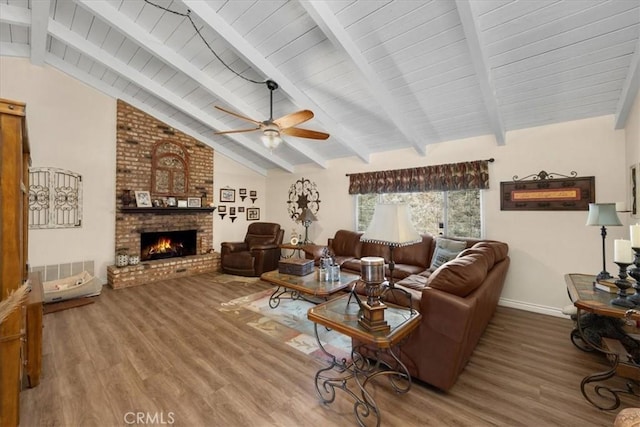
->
xmin=141 ymin=230 xmax=197 ymax=261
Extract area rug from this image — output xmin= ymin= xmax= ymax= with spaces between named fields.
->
xmin=220 ymin=288 xmax=352 ymax=364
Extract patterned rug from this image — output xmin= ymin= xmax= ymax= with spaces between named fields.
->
xmin=219 ymin=288 xmax=352 ymax=363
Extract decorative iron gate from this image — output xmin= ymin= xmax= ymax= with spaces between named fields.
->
xmin=29 ymin=167 xmax=82 ymax=228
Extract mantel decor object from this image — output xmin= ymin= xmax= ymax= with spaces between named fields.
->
xmin=500 ymin=170 xmax=594 ymax=211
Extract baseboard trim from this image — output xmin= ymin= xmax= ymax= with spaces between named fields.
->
xmin=498 ymin=298 xmax=569 ymax=319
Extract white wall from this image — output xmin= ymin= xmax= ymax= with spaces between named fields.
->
xmin=266 ymin=115 xmax=628 ymax=316
xmin=213 ymin=153 xmax=267 ymax=250
xmin=0 ymin=57 xmax=116 ymax=283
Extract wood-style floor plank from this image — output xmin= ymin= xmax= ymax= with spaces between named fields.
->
xmin=20 ymin=272 xmax=635 ymax=426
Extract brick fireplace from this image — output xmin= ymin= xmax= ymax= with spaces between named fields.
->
xmin=107 ymin=100 xmax=220 ymax=289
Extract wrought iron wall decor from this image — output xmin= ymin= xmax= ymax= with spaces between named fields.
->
xmin=287 ymin=177 xmax=321 ymax=220
xmin=500 ymin=170 xmax=595 ymax=211
xmin=29 ymin=167 xmax=82 ymax=228
xmin=151 ymin=140 xmax=189 ymax=196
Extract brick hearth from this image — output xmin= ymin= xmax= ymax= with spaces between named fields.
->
xmin=107 ymin=253 xmax=220 ymax=289
xmin=110 ymin=100 xmax=218 ymax=289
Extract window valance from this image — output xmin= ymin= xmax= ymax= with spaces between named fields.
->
xmin=347 ymin=159 xmax=492 ymax=195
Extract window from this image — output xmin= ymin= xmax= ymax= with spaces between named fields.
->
xmin=356 ymin=190 xmax=481 ymax=238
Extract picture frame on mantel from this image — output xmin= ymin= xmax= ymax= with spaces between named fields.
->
xmin=135 ymin=191 xmax=152 ymax=207
xmin=187 ymin=197 xmax=201 ymax=207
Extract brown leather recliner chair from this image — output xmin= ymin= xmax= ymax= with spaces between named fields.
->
xmin=220 ymin=222 xmax=284 ymax=277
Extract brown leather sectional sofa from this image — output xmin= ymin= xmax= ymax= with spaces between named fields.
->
xmin=304 ymin=229 xmax=510 ymax=391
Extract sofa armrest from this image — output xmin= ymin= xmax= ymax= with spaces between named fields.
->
xmin=302 ymin=244 xmax=326 ymax=263
xmin=250 ymin=243 xmax=280 ymax=252
xmin=221 ymin=241 xmax=248 ymax=254
xmin=420 ymin=287 xmax=474 ymax=343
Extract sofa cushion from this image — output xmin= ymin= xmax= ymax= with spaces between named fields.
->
xmin=393 ymin=235 xmax=434 ymax=269
xmin=427 ymin=253 xmax=489 ymax=297
xmin=396 ymin=274 xmax=429 ymax=291
xmin=331 ymin=230 xmax=363 ymax=257
xmin=458 ymin=245 xmax=495 ymax=269
xmin=429 ymin=238 xmax=467 ymax=271
xmin=473 ymin=241 xmax=509 ymax=263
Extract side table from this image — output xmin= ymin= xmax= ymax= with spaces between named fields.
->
xmin=565 ymin=273 xmax=639 ymax=410
xmin=307 ymin=293 xmax=421 ymax=427
xmin=279 ymin=243 xmax=306 ymax=259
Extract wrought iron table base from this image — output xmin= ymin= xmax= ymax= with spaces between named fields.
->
xmin=580 ymin=354 xmax=639 ymax=410
xmin=312 ymin=323 xmax=411 ymax=427
xmin=575 ymin=309 xmax=639 ymax=410
xmin=269 ymin=286 xmax=326 ymax=308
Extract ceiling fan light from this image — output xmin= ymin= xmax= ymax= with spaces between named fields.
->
xmin=261 ymin=129 xmax=282 ymax=150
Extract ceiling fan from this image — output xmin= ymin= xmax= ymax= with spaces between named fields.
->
xmin=214 ymin=80 xmax=330 ymax=150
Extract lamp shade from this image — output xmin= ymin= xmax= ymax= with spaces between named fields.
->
xmin=586 ymin=203 xmax=622 ymax=226
xmin=361 ymin=203 xmax=421 ymax=247
xmin=298 ymin=208 xmax=317 ymax=223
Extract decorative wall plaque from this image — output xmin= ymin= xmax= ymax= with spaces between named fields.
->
xmin=500 ymin=171 xmax=595 ymax=211
xmin=287 ymin=177 xmax=321 ymax=219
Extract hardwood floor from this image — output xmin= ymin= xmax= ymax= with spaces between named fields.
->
xmin=20 ymin=272 xmax=635 ymax=426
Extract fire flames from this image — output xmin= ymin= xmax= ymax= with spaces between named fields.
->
xmin=148 ymin=237 xmax=183 ymax=256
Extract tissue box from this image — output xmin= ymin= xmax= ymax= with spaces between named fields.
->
xmin=279 ymin=258 xmax=314 ymax=276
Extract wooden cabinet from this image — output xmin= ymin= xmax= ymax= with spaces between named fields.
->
xmin=0 ymin=98 xmax=32 ymax=426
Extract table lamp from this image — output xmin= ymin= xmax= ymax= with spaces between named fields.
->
xmin=586 ymin=203 xmax=622 ymax=281
xmin=361 ymin=203 xmax=421 ymax=307
xmin=298 ymin=208 xmax=317 ymax=244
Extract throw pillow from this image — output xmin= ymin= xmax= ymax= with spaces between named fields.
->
xmin=429 ymin=238 xmax=467 ymax=271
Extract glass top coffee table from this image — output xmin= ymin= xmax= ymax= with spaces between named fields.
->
xmin=260 ymin=268 xmax=360 ymax=308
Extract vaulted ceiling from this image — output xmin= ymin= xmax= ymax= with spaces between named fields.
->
xmin=1 ymin=0 xmax=638 ymax=175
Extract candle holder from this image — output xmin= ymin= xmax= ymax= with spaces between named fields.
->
xmin=628 ymin=247 xmax=640 ymax=305
xmin=357 ymin=257 xmax=390 ymax=333
xmin=611 ymin=261 xmax=635 ymax=308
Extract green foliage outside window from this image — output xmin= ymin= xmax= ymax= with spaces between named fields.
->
xmin=356 ymin=190 xmax=481 ymax=238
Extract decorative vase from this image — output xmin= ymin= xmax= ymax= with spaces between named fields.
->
xmin=121 ymin=189 xmax=133 ymax=207
xmin=115 ymin=252 xmax=129 ymax=267
xmin=128 ymin=254 xmax=140 ymax=266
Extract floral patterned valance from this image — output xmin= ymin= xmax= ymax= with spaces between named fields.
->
xmin=348 ymin=160 xmax=491 ymax=194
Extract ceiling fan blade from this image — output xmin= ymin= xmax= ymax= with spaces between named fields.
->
xmin=273 ymin=110 xmax=314 ymax=129
xmin=282 ymin=127 xmax=330 ymax=140
xmin=214 ymin=127 xmax=261 ymax=135
xmin=214 ymin=106 xmax=262 ymax=125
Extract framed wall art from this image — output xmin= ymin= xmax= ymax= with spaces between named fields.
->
xmin=500 ymin=170 xmax=594 ymax=211
xmin=217 ymin=205 xmax=227 ymax=213
xmin=220 ymin=188 xmax=235 ymax=203
xmin=247 ymin=207 xmax=260 ymax=221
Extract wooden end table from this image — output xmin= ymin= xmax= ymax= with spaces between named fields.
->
xmin=260 ymin=268 xmax=360 ymax=308
xmin=307 ymin=294 xmax=421 ymax=427
xmin=565 ymin=273 xmax=639 ymax=409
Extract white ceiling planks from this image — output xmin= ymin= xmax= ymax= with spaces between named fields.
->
xmin=0 ymin=0 xmax=638 ymax=174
